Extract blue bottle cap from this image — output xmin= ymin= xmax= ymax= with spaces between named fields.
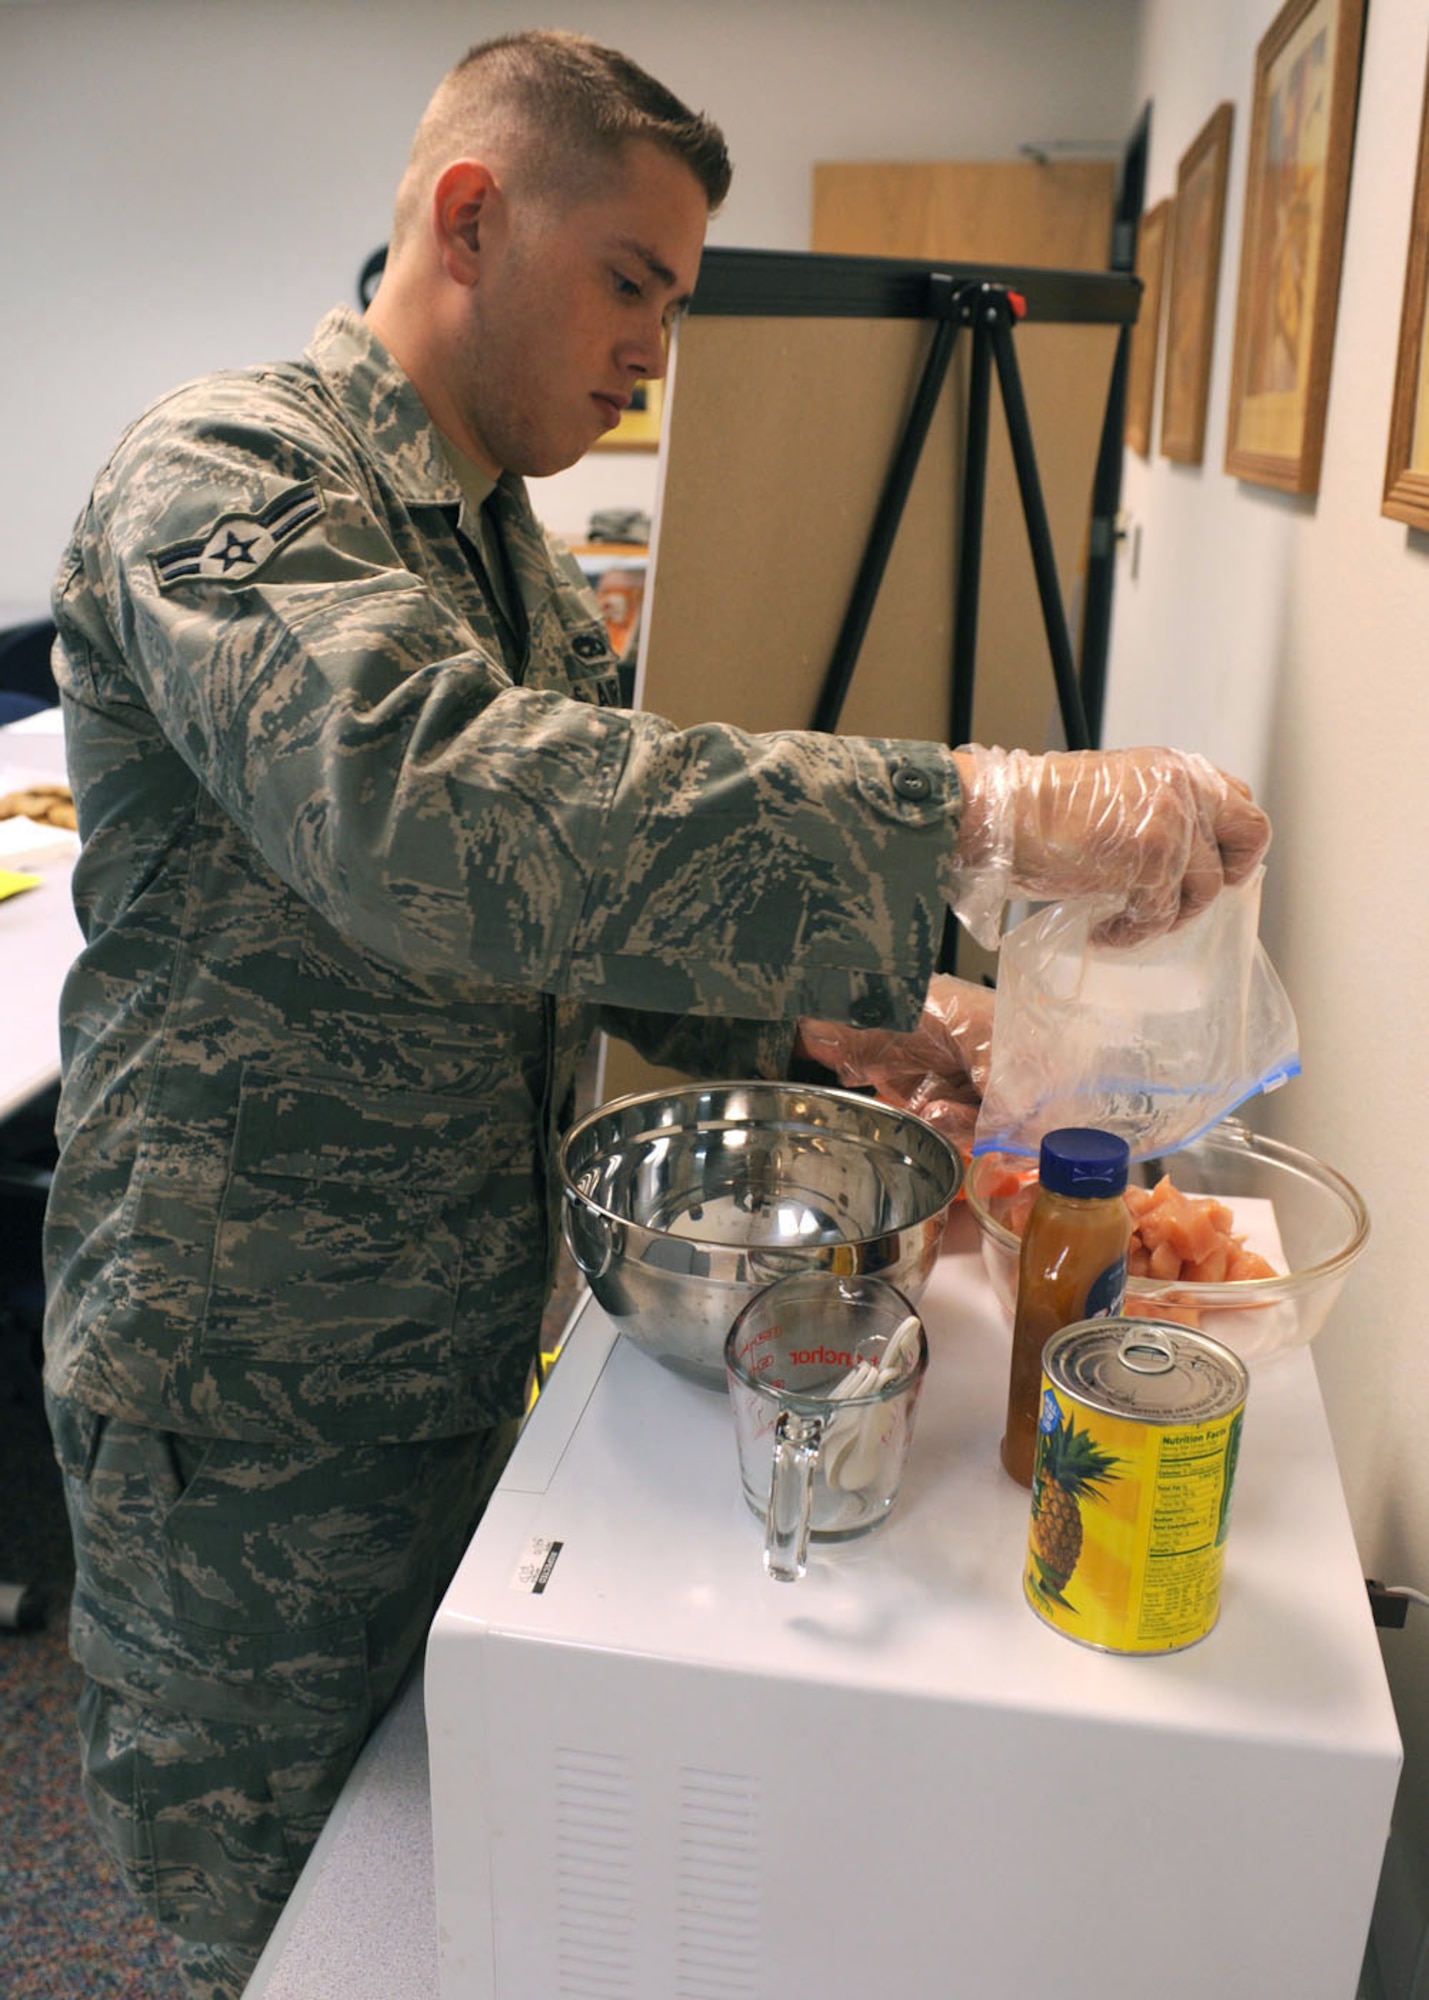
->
xmin=1038 ymin=1127 xmax=1130 ymax=1199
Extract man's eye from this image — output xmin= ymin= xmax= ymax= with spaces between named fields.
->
xmin=613 ymin=270 xmax=643 ymax=300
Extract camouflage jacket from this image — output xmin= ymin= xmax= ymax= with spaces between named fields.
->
xmin=43 ymin=306 xmax=961 ymax=1445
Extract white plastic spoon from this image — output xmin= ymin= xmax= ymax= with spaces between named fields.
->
xmin=822 ymin=1314 xmax=922 ymax=1491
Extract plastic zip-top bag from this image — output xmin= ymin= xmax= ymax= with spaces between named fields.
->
xmin=972 ymin=868 xmax=1300 ymax=1161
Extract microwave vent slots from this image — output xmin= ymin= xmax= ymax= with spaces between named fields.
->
xmin=675 ymin=1766 xmax=763 ymax=1997
xmin=554 ymin=1747 xmax=635 ymax=1997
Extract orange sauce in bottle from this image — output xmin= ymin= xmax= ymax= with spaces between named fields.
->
xmin=1000 ymin=1128 xmax=1131 ymax=1487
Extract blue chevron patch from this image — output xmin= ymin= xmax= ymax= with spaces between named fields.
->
xmin=151 ymin=484 xmax=324 ymax=590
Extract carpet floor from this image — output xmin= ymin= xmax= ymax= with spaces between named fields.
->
xmin=1 ymin=1317 xmax=188 ymax=1998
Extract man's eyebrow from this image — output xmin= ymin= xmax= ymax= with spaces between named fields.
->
xmin=614 ymin=235 xmax=695 ymax=309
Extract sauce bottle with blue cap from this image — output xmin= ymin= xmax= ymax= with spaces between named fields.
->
xmin=1000 ymin=1127 xmax=1132 ymax=1486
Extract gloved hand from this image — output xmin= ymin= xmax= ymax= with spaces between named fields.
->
xmin=795 ymin=974 xmax=996 ymax=1152
xmin=949 ymin=746 xmax=1271 ymax=949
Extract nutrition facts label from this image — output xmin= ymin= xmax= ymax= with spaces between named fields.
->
xmin=1137 ymin=1420 xmax=1235 ymax=1641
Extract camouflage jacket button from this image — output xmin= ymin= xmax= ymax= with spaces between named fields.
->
xmin=891 ymin=765 xmax=933 ymax=802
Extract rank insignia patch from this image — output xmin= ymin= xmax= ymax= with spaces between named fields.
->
xmin=151 ymin=484 xmax=324 ymax=590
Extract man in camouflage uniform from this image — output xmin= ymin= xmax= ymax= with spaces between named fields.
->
xmin=43 ymin=30 xmax=1269 ymax=1998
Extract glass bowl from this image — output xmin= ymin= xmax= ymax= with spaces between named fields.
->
xmin=965 ymin=1120 xmax=1369 ymax=1367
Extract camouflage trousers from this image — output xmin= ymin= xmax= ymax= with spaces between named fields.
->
xmin=46 ymin=1391 xmax=518 ymax=2000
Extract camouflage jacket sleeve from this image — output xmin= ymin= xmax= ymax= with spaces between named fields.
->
xmin=54 ymin=308 xmax=960 ymax=1034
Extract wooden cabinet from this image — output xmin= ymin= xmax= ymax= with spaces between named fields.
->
xmin=812 ymin=158 xmax=1116 ymax=271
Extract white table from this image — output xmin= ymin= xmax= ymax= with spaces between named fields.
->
xmin=245 ymin=1672 xmax=438 ymax=1999
xmin=0 ymin=709 xmax=79 ymax=1120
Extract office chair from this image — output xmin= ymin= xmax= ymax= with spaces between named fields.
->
xmin=0 ymin=620 xmax=59 ymax=709
xmin=0 ymin=620 xmax=60 ymax=1627
xmin=0 ymin=1083 xmax=57 ymax=1630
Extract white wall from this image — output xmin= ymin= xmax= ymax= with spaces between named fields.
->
xmin=1106 ymin=3 xmax=1429 ymax=1988
xmin=0 ymin=0 xmax=1139 ymax=593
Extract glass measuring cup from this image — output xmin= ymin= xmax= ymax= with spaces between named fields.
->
xmin=724 ymin=1272 xmax=929 ymax=1582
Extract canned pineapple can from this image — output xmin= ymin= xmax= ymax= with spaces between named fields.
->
xmin=1024 ymin=1317 xmax=1248 ymax=1654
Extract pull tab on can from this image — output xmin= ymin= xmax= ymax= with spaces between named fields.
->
xmin=1117 ymin=1325 xmax=1177 ymax=1374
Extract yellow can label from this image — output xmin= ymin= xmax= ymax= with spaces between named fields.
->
xmin=1024 ymin=1378 xmax=1244 ymax=1653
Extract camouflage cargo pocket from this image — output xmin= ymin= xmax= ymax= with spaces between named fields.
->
xmin=201 ymin=1070 xmax=494 ymax=1365
xmin=77 ymin=1667 xmax=364 ymax=1942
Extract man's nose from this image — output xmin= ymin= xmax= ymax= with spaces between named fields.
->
xmin=621 ymin=315 xmax=670 ymax=382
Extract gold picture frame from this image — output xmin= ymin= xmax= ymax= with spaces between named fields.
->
xmin=1161 ymin=105 xmax=1235 ymax=465
xmin=593 ymin=377 xmax=665 ymax=451
xmin=1383 ymin=46 xmax=1429 ymax=530
xmin=1225 ymin=0 xmax=1367 ymax=494
xmin=1125 ymin=197 xmax=1171 ymax=456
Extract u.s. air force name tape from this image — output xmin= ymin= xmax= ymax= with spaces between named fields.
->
xmin=151 ymin=483 xmax=324 ymax=590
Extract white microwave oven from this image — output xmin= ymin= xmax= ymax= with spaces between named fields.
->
xmin=425 ymin=1227 xmax=1398 ymax=2000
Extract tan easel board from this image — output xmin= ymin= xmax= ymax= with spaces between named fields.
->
xmin=634 ymin=308 xmax=1118 ymax=773
xmin=600 ymin=301 xmax=1118 ymax=1101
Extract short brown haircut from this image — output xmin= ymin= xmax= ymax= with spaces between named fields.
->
xmin=390 ymin=29 xmax=732 ymax=249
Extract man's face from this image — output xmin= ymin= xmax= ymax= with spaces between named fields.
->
xmin=452 ymin=139 xmax=710 ymax=478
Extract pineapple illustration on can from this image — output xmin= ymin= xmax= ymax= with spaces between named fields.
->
xmin=1025 ymin=1317 xmax=1248 ymax=1654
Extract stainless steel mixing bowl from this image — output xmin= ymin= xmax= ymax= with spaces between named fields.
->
xmin=559 ymin=1081 xmax=962 ymax=1386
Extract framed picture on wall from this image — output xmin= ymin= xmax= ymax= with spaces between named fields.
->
xmin=1224 ymin=0 xmax=1367 ymax=494
xmin=1383 ymin=47 xmax=1429 ymax=530
xmin=1125 ymin=197 xmax=1171 ymax=456
xmin=593 ymin=377 xmax=665 ymax=451
xmin=1160 ymin=105 xmax=1234 ymax=465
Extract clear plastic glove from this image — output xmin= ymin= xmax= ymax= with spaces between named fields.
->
xmin=795 ymin=974 xmax=996 ymax=1152
xmin=950 ymin=745 xmax=1271 ymax=950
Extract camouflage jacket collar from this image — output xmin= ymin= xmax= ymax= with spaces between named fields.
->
xmin=306 ymin=305 xmax=463 ymax=510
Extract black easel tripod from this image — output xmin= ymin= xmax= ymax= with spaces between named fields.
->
xmin=804 ymin=269 xmax=1136 ymax=973
xmin=811 ymin=272 xmax=1096 ymax=755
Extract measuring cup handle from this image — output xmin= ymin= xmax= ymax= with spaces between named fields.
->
xmin=765 ymin=1410 xmax=823 ymax=1583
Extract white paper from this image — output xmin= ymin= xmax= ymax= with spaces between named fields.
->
xmin=0 ymin=814 xmax=78 ymax=867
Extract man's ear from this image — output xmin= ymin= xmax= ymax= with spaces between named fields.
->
xmin=432 ymin=160 xmax=495 ymax=284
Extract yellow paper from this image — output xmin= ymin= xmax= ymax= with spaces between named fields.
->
xmin=0 ymin=867 xmax=42 ymax=901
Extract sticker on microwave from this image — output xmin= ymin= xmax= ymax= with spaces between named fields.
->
xmin=511 ymin=1535 xmax=564 ymax=1594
